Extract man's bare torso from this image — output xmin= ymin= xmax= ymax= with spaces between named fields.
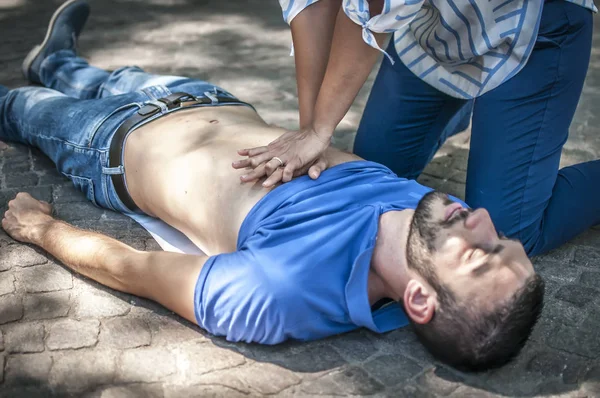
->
xmin=123 ymin=105 xmax=360 ymax=254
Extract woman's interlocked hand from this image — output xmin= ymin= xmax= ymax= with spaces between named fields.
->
xmin=232 ymin=127 xmax=331 ymax=188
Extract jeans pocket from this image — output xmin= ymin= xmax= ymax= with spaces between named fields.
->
xmin=62 ymin=173 xmax=98 ymax=206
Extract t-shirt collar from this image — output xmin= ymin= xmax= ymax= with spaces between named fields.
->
xmin=345 ymin=246 xmax=409 ymax=333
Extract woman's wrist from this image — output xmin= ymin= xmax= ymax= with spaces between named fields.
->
xmin=311 ymin=121 xmax=335 ymax=141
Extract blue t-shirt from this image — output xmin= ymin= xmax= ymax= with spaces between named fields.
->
xmin=193 ymin=161 xmax=452 ymax=344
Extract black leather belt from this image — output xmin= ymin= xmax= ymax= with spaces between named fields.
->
xmin=108 ymin=91 xmax=249 ymax=212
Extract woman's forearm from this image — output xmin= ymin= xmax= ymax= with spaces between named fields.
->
xmin=312 ymin=8 xmax=388 ymax=138
xmin=291 ymin=0 xmax=341 ymax=128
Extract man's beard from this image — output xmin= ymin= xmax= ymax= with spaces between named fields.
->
xmin=406 ymin=191 xmax=456 ymax=286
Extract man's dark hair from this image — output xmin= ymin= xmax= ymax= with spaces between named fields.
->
xmin=409 ymin=273 xmax=545 ymax=372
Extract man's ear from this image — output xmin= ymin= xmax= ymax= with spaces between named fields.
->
xmin=403 ymin=279 xmax=437 ymax=324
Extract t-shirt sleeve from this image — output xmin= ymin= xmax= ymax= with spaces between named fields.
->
xmin=193 ymin=250 xmax=287 ymax=345
xmin=279 ymin=0 xmax=321 ymax=24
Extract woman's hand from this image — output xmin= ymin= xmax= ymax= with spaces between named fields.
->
xmin=232 ymin=127 xmax=331 ymax=188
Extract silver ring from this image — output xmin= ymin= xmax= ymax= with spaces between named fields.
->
xmin=272 ymin=157 xmax=284 ymax=167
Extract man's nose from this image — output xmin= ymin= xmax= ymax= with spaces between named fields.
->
xmin=465 ymin=208 xmax=497 ymax=240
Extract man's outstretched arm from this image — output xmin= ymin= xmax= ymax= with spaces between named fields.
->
xmin=1 ymin=192 xmax=207 ymax=324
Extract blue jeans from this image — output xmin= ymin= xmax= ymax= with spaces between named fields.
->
xmin=354 ymin=0 xmax=598 ymax=256
xmin=0 ymin=50 xmax=245 ymax=214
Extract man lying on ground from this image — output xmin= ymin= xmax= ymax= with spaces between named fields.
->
xmin=0 ymin=0 xmax=543 ymax=372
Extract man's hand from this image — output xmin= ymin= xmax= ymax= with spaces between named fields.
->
xmin=232 ymin=127 xmax=331 ymax=188
xmin=2 ymin=192 xmax=54 ymax=245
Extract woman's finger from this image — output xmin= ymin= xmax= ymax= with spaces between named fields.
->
xmin=240 ymin=163 xmax=268 ymax=182
xmin=308 ymin=157 xmax=327 ymax=180
xmin=232 ymin=158 xmax=252 ymax=169
xmin=262 ymin=168 xmax=284 ymax=188
xmin=281 ymin=161 xmax=298 ymax=183
xmin=264 ymin=158 xmax=284 ymax=176
xmin=247 ymin=146 xmax=271 ymax=157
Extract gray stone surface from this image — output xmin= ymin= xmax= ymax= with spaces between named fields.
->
xmin=46 ymin=319 xmax=100 ymax=350
xmin=0 ymin=294 xmax=23 ymax=325
xmin=18 ymin=262 xmax=73 ymax=293
xmin=72 ymin=288 xmax=131 ymax=318
xmin=117 ymin=347 xmax=177 ymax=383
xmin=23 ymin=290 xmax=70 ymax=320
xmin=49 ymin=350 xmax=117 ymax=393
xmin=99 ymin=317 xmax=151 ymax=349
xmin=3 ymin=323 xmax=45 ymax=353
xmin=0 ymin=0 xmax=598 ymax=396
xmin=0 ymin=272 xmax=15 ymax=296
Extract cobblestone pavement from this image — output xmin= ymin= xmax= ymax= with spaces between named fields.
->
xmin=0 ymin=0 xmax=599 ymax=397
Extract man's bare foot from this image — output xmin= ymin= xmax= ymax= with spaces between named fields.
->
xmin=2 ymin=192 xmax=55 ymax=245
xmin=0 ymin=141 xmax=8 ymax=150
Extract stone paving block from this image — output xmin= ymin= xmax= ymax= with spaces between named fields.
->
xmin=415 ymin=367 xmax=464 ymax=396
xmin=5 ymin=353 xmax=53 ymax=386
xmin=118 ymin=347 xmax=176 ymax=383
xmin=99 ymin=317 xmax=151 ymax=349
xmin=571 ymin=230 xmax=600 ymax=248
xmin=533 ymin=244 xmax=575 ymax=264
xmin=23 ymin=290 xmax=70 ymax=320
xmin=164 ymin=384 xmax=247 ymax=398
xmin=329 ymin=330 xmax=378 ymax=362
xmin=0 ymin=294 xmax=23 ymax=324
xmin=0 ymin=329 xmax=4 ymax=351
xmin=579 ymin=271 xmax=600 ymax=289
xmin=533 ymin=260 xmax=580 ymax=284
xmin=171 ymin=340 xmax=246 ymax=383
xmin=195 ymin=362 xmax=301 ymax=395
xmin=50 ymin=350 xmax=117 ymax=393
xmin=581 ymin=366 xmax=600 ymax=395
xmin=417 ymin=174 xmax=465 ymax=200
xmin=54 ymin=202 xmax=105 ymax=222
xmin=30 ymin=150 xmax=55 ymax=172
xmin=581 ymin=307 xmax=600 ymax=333
xmin=0 ymin=271 xmax=15 ymax=296
xmin=423 ymin=160 xmax=467 ymax=184
xmin=73 ymin=219 xmax=132 ymax=239
xmin=0 ymin=245 xmax=47 ymax=269
xmin=119 ymin=237 xmax=146 ymax=252
xmin=363 ymin=353 xmax=423 ymax=387
xmin=243 ymin=340 xmax=347 ymax=374
xmin=3 ymin=322 xmax=45 ymax=353
xmin=4 ymin=173 xmax=39 ymax=189
xmin=555 ymin=285 xmax=599 ymax=308
xmin=2 ymin=157 xmax=29 ymax=174
xmin=0 ymin=385 xmax=56 ymax=398
xmin=147 ymin=314 xmax=205 ymax=346
xmin=546 ymin=324 xmax=600 ymax=359
xmin=72 ymin=288 xmax=130 ymax=318
xmin=52 ymin=183 xmax=89 ymax=204
xmin=573 ymin=246 xmax=600 ymax=267
xmin=85 ymin=383 xmax=165 ymax=398
xmin=38 ymin=171 xmax=69 ymax=186
xmin=542 ymin=299 xmax=588 ymax=326
xmin=129 ymin=223 xmax=151 ymax=238
xmin=18 ymin=262 xmax=73 ymax=293
xmin=145 ymin=238 xmax=162 ymax=251
xmin=526 ymin=350 xmax=575 ymax=380
xmin=374 ymin=328 xmax=435 ymax=365
xmin=0 ymin=354 xmax=4 ymax=383
xmin=46 ymin=319 xmax=100 ymax=351
xmin=299 ymin=366 xmax=384 ymax=396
